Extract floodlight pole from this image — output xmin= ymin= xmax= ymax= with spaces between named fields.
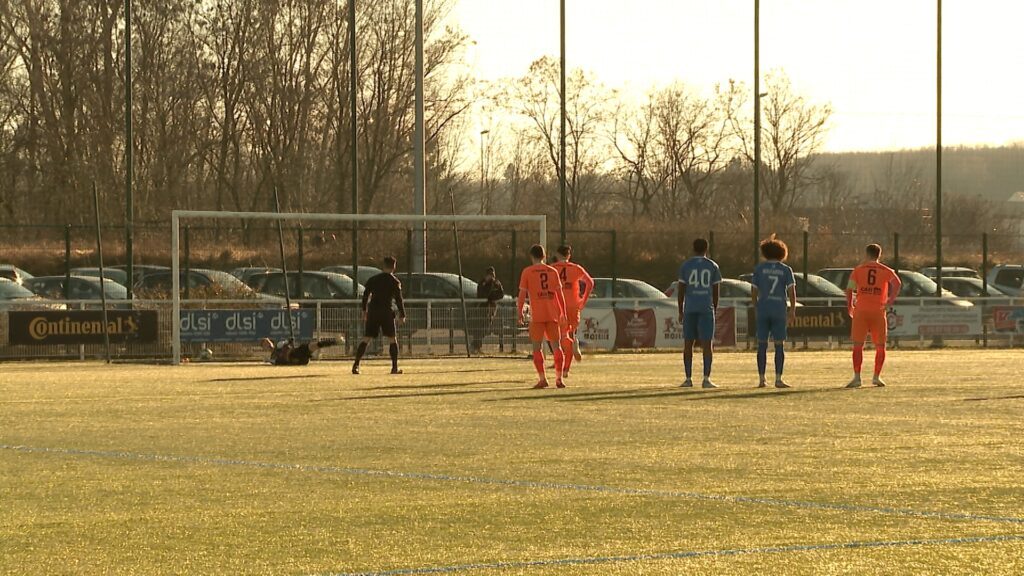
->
xmin=124 ymin=0 xmax=134 ymax=298
xmin=413 ymin=0 xmax=427 ymax=272
xmin=348 ymin=0 xmax=359 ymax=297
xmin=753 ymin=0 xmax=761 ymax=268
xmin=93 ymin=182 xmax=112 ymax=364
xmin=559 ymin=0 xmax=567 ymax=247
xmin=935 ymin=0 xmax=943 ymax=296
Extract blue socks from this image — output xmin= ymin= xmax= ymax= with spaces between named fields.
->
xmin=683 ymin=351 xmax=693 ymax=379
xmin=757 ymin=342 xmax=768 ymax=376
xmin=703 ymin=351 xmax=713 ymax=378
xmin=774 ymin=343 xmax=785 ymax=377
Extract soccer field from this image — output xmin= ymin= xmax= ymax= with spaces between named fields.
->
xmin=2 ymin=351 xmax=1023 ymax=575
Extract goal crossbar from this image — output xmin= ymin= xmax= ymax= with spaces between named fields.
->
xmin=169 ymin=210 xmax=547 ymax=365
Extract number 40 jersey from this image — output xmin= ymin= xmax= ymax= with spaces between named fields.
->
xmin=678 ymin=256 xmax=723 ymax=314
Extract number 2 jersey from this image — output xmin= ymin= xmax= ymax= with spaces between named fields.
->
xmin=848 ymin=262 xmax=901 ymax=312
xmin=678 ymin=256 xmax=723 ymax=314
xmin=517 ymin=263 xmax=567 ymax=323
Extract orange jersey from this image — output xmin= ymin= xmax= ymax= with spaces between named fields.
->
xmin=550 ymin=261 xmax=594 ymax=308
xmin=848 ymin=262 xmax=901 ymax=311
xmin=517 ymin=263 xmax=566 ymax=323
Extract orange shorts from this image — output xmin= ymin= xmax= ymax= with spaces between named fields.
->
xmin=565 ymin=305 xmax=582 ymax=332
xmin=529 ymin=321 xmax=562 ymax=343
xmin=851 ymin=309 xmax=888 ymax=346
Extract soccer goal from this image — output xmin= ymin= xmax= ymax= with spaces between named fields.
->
xmin=169 ymin=210 xmax=547 ymax=365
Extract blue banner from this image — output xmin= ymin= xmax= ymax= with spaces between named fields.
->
xmin=179 ymin=309 xmax=315 ymax=343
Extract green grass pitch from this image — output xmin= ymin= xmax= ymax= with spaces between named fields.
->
xmin=2 ymin=350 xmax=1023 ymax=575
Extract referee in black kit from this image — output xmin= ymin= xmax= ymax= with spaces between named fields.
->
xmin=352 ymin=256 xmax=406 ymax=375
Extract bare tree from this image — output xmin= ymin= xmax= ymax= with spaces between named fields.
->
xmin=611 ymin=97 xmax=665 ymax=220
xmin=734 ymin=71 xmax=832 ymax=212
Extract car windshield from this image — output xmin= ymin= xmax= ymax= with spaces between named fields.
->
xmin=0 ymin=280 xmax=36 ymax=298
xmin=95 ymin=279 xmax=128 ymax=298
xmin=804 ymin=274 xmax=846 ymax=297
xmin=627 ymin=280 xmax=670 ymax=299
xmin=902 ymin=271 xmax=956 ymax=297
xmin=203 ymin=270 xmax=256 ymax=293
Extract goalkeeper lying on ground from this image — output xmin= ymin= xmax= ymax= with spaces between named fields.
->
xmin=259 ymin=337 xmax=339 ymax=366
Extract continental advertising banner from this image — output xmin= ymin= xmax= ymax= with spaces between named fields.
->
xmin=179 ymin=309 xmax=315 ymax=343
xmin=9 ymin=310 xmax=158 ymax=345
xmin=746 ymin=306 xmax=850 ymax=337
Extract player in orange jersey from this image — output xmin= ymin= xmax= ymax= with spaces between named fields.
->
xmin=551 ymin=245 xmax=594 ymax=378
xmin=845 ymin=243 xmax=902 ymax=388
xmin=517 ymin=244 xmax=569 ymax=388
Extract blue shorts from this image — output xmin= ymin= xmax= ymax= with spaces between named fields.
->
xmin=756 ymin=310 xmax=788 ymax=342
xmin=682 ymin=311 xmax=716 ymax=342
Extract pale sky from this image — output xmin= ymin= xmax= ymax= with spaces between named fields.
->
xmin=452 ymin=0 xmax=1024 ymax=152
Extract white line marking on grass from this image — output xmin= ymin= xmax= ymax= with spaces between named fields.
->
xmin=324 ymin=534 xmax=1024 ymax=576
xmin=4 ymin=444 xmax=1023 ymax=526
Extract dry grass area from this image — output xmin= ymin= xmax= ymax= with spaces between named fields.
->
xmin=2 ymin=350 xmax=1023 ymax=575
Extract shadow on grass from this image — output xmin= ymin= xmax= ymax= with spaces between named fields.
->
xmin=359 ymin=380 xmax=498 ymax=391
xmin=962 ymin=394 xmax=1024 ymax=402
xmin=205 ymin=374 xmax=329 ymax=383
xmin=491 ymin=386 xmax=849 ymax=403
xmin=311 ymin=382 xmax=523 ymax=402
xmin=485 ymin=387 xmax=715 ymax=402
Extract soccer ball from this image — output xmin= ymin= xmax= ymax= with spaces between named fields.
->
xmin=198 ymin=348 xmax=214 ymax=361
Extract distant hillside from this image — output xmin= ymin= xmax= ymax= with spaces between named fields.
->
xmin=819 ymin=145 xmax=1024 ymax=203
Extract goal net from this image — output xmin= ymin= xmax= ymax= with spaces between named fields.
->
xmin=169 ymin=210 xmax=547 ymax=365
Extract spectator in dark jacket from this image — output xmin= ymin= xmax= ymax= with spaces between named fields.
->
xmin=471 ymin=267 xmax=505 ymax=352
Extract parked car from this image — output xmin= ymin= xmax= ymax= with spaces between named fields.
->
xmin=817 ymin=267 xmax=972 ymax=307
xmin=402 ymin=272 xmax=481 ymax=300
xmin=109 ymin=264 xmax=169 ymax=285
xmin=591 ymin=278 xmax=670 ymax=301
xmin=0 ymin=278 xmax=65 ymax=310
xmin=939 ymin=277 xmax=1011 ymax=304
xmin=919 ymin=266 xmax=980 ymax=280
xmin=987 ymin=265 xmax=1024 ymax=296
xmin=664 ymin=278 xmax=755 ymax=300
xmin=135 ymin=268 xmax=284 ymax=303
xmin=740 ymin=272 xmax=846 ymax=300
xmin=0 ymin=264 xmax=34 ymax=286
xmin=246 ymin=271 xmax=363 ymax=300
xmin=70 ymin=267 xmax=130 ymax=286
xmin=229 ymin=267 xmax=282 ymax=285
xmin=320 ymin=265 xmax=383 ymax=286
xmin=24 ymin=276 xmax=128 ymax=301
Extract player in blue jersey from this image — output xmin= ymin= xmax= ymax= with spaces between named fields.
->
xmin=750 ymin=235 xmax=798 ymax=388
xmin=677 ymin=238 xmax=723 ymax=388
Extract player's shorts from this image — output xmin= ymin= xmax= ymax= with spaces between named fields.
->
xmin=364 ymin=309 xmax=397 ymax=338
xmin=682 ymin=310 xmax=716 ymax=342
xmin=528 ymin=321 xmax=562 ymax=343
xmin=851 ymin=308 xmax=887 ymax=346
xmin=755 ymin=310 xmax=788 ymax=342
xmin=564 ymin=304 xmax=582 ymax=333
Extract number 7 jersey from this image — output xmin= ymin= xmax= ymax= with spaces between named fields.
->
xmin=517 ymin=263 xmax=567 ymax=323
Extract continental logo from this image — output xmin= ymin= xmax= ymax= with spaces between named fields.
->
xmin=791 ymin=310 xmax=846 ymax=328
xmin=28 ymin=315 xmax=141 ymax=341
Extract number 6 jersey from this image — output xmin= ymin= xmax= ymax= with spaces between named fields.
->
xmin=848 ymin=262 xmax=900 ymax=312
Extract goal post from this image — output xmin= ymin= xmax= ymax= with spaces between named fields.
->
xmin=169 ymin=210 xmax=547 ymax=365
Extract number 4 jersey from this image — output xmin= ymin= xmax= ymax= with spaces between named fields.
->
xmin=678 ymin=256 xmax=723 ymax=313
xmin=848 ymin=262 xmax=900 ymax=311
xmin=518 ymin=263 xmax=567 ymax=323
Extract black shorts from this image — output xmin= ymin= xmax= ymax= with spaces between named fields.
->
xmin=364 ymin=310 xmax=397 ymax=338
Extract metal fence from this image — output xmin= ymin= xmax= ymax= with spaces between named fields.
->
xmin=1 ymin=296 xmax=1022 ymax=362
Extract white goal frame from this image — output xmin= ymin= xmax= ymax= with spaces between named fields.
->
xmin=170 ymin=210 xmax=547 ymax=365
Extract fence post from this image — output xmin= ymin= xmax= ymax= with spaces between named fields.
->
xmin=610 ymin=230 xmax=618 ymax=296
xmin=509 ymin=229 xmax=517 ymax=289
xmin=297 ymin=226 xmax=304 ymax=298
xmin=64 ymin=224 xmax=72 ymax=299
xmin=893 ymin=233 xmax=901 ymax=275
xmin=802 ymin=230 xmax=809 ymax=298
xmin=183 ymin=225 xmax=191 ymax=301
xmin=981 ymin=232 xmax=989 ymax=293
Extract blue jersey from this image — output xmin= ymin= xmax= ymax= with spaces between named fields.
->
xmin=678 ymin=256 xmax=722 ymax=313
xmin=752 ymin=261 xmax=796 ymax=315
